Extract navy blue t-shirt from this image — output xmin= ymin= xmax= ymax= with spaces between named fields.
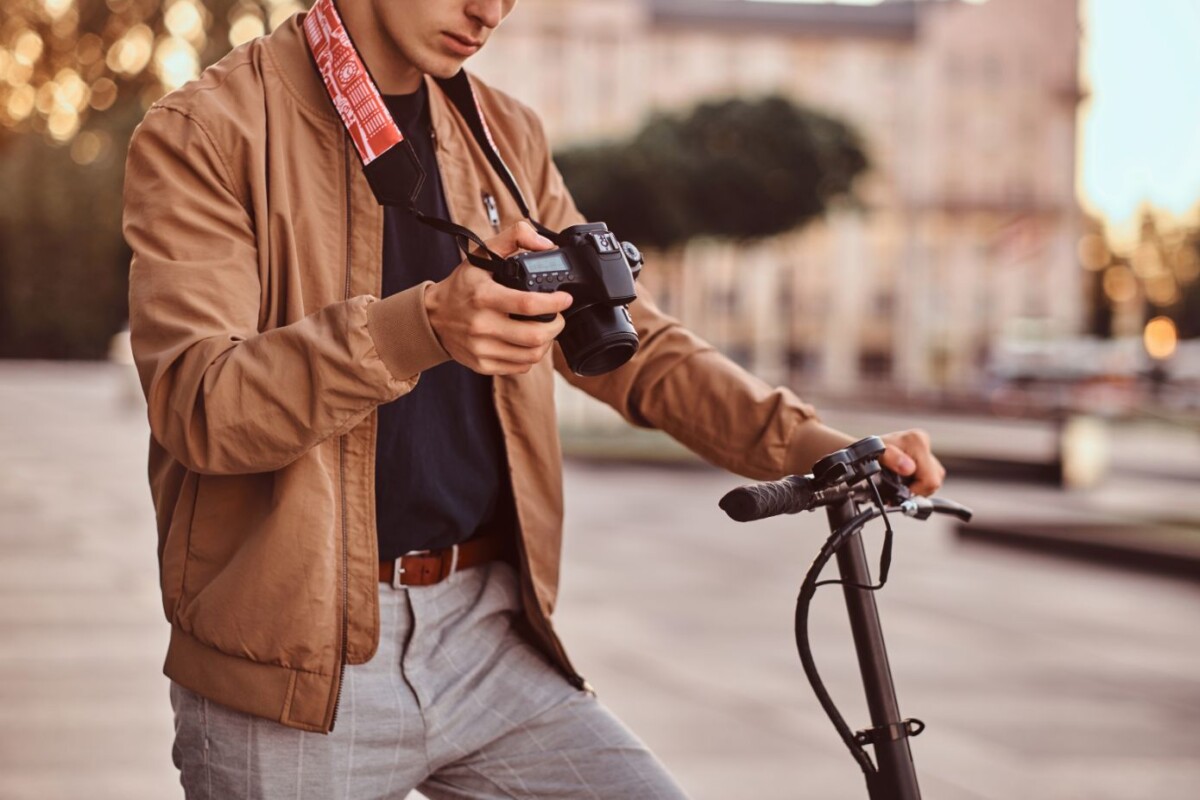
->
xmin=375 ymin=84 xmax=512 ymax=561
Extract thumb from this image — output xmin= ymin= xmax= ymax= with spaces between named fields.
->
xmin=493 ymin=221 xmax=554 ymax=256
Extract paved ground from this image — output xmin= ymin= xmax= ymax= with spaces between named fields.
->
xmin=1 ymin=362 xmax=1198 ymax=799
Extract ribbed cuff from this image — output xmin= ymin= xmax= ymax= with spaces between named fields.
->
xmin=783 ymin=418 xmax=857 ymax=476
xmin=366 ymin=281 xmax=451 ymax=381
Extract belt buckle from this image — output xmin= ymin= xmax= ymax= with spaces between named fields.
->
xmin=391 ymin=548 xmax=429 ymax=589
xmin=390 ymin=555 xmax=408 ymax=589
xmin=392 ymin=544 xmax=460 ymax=588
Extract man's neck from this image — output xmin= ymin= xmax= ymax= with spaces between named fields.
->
xmin=338 ymin=1 xmax=423 ymax=94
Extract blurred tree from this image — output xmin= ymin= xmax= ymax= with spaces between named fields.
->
xmin=0 ymin=0 xmax=307 ymax=358
xmin=554 ymin=95 xmax=870 ymax=251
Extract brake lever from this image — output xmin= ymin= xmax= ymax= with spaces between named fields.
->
xmin=897 ymin=496 xmax=974 ymax=522
xmin=873 ymin=467 xmax=913 ymax=507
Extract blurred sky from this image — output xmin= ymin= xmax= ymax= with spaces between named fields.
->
xmin=756 ymin=0 xmax=1200 ymax=230
xmin=1079 ymin=0 xmax=1200 ymax=227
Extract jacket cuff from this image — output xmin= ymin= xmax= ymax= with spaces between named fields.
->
xmin=366 ymin=281 xmax=451 ymax=381
xmin=783 ymin=418 xmax=856 ymax=476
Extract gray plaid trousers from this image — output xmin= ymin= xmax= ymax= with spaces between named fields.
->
xmin=170 ymin=559 xmax=691 ymax=799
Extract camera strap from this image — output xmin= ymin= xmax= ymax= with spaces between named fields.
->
xmin=303 ymin=0 xmax=560 ymax=270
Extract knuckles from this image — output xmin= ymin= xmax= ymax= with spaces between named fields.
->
xmin=466 ymin=317 xmax=491 ymax=338
xmin=905 ymin=428 xmax=931 ymax=448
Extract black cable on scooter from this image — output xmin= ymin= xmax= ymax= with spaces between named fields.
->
xmin=794 ymin=502 xmax=909 ymax=776
xmin=815 ymin=480 xmax=896 ymax=592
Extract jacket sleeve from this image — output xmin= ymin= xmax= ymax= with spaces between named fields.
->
xmin=521 ymin=110 xmax=853 ymax=479
xmin=124 ymin=104 xmax=449 ymax=476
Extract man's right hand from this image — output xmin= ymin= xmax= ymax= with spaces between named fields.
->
xmin=424 ymin=221 xmax=574 ymax=376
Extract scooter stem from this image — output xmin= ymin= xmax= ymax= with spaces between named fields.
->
xmin=827 ymin=497 xmax=922 ymax=800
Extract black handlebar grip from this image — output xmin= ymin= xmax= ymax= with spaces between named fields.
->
xmin=719 ymin=475 xmax=816 ymax=522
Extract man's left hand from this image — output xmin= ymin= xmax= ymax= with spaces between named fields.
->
xmin=877 ymin=429 xmax=945 ymax=496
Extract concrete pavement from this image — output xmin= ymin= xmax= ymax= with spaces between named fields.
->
xmin=1 ymin=361 xmax=1197 ymax=799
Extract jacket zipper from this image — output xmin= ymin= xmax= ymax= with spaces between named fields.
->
xmin=482 ymin=192 xmax=501 ymax=234
xmin=329 ymin=137 xmax=354 ymax=732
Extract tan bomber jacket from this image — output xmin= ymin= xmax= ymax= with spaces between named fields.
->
xmin=123 ymin=13 xmax=853 ymax=733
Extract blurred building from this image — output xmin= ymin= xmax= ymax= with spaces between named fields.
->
xmin=470 ymin=0 xmax=1085 ymax=399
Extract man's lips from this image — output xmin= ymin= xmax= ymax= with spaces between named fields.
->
xmin=442 ymin=32 xmax=483 ymax=56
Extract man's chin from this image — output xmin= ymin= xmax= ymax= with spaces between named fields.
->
xmin=412 ymin=48 xmax=475 ymax=79
xmin=426 ymin=57 xmax=470 ymax=79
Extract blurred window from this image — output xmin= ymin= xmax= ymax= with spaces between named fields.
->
xmin=858 ymin=350 xmax=893 ymax=380
xmin=787 ymin=347 xmax=814 ymax=377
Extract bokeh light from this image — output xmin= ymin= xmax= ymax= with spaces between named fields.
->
xmin=42 ymin=0 xmax=75 ymax=21
xmin=76 ymin=33 xmax=104 ymax=65
xmin=1102 ymin=264 xmax=1138 ymax=304
xmin=266 ymin=0 xmax=306 ymax=31
xmin=165 ymin=0 xmax=208 ymax=46
xmin=1143 ymin=316 xmax=1179 ymax=360
xmin=1144 ymin=274 xmax=1180 ymax=307
xmin=153 ymin=36 xmax=199 ymax=90
xmin=13 ymin=30 xmax=45 ymax=67
xmin=6 ymin=84 xmax=36 ymax=121
xmin=1130 ymin=242 xmax=1162 ymax=278
xmin=1 ymin=0 xmax=310 ymax=143
xmin=56 ymin=69 xmax=90 ymax=111
xmin=229 ymin=12 xmax=266 ymax=48
xmin=47 ymin=105 xmax=80 ymax=141
xmin=107 ymin=25 xmax=155 ymax=76
xmin=69 ymin=128 xmax=110 ymax=165
xmin=88 ymin=77 xmax=118 ymax=111
xmin=1077 ymin=233 xmax=1110 ymax=271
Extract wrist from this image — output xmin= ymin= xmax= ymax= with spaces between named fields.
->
xmin=366 ymin=281 xmax=450 ymax=380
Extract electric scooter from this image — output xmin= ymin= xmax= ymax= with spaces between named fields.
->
xmin=719 ymin=436 xmax=973 ymax=800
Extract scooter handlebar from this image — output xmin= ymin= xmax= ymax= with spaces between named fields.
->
xmin=720 ymin=472 xmax=974 ymax=525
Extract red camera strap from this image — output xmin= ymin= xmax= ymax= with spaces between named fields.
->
xmin=302 ymin=0 xmax=558 ymax=261
xmin=303 ymin=0 xmax=402 ymax=165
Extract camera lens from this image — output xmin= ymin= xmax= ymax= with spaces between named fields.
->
xmin=559 ymin=304 xmax=639 ymax=377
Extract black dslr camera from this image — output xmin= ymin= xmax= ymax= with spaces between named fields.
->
xmin=493 ymin=222 xmax=644 ymax=377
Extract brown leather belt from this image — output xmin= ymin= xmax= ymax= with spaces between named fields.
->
xmin=379 ymin=530 xmax=513 ymax=588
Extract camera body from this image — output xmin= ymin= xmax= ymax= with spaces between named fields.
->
xmin=493 ymin=222 xmax=644 ymax=377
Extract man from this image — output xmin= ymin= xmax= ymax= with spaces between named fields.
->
xmin=123 ymin=0 xmax=944 ymax=797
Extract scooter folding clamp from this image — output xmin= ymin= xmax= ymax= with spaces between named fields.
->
xmin=854 ymin=718 xmax=926 ymax=747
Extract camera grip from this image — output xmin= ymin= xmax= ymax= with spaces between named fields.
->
xmin=509 ymin=312 xmax=557 ymax=323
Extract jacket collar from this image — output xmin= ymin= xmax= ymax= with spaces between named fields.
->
xmin=264 ymin=13 xmax=337 ymax=122
xmin=264 ymin=12 xmax=453 ymax=138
